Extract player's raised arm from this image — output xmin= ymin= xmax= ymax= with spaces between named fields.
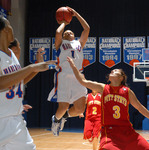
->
xmin=55 ymin=22 xmax=67 ymax=50
xmin=67 ymin=7 xmax=90 ymax=49
xmin=0 ymin=61 xmax=56 ymax=90
xmin=67 ymin=56 xmax=104 ymax=94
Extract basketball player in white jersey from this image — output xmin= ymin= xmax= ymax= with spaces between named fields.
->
xmin=0 ymin=16 xmax=56 ymax=150
xmin=9 ymin=38 xmax=34 ymax=113
xmin=48 ymin=6 xmax=90 ymax=136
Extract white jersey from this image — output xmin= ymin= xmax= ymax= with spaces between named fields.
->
xmin=0 ymin=49 xmax=24 ymax=118
xmin=58 ymin=40 xmax=84 ymax=73
xmin=48 ymin=39 xmax=87 ymax=103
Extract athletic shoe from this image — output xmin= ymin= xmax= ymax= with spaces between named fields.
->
xmin=51 ymin=115 xmax=60 ymax=136
xmin=60 ymin=117 xmax=67 ymax=131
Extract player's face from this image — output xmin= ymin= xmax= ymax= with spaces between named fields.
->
xmin=16 ymin=40 xmax=21 ymax=59
xmin=4 ymin=19 xmax=14 ymax=44
xmin=110 ymin=69 xmax=122 ymax=77
xmin=12 ymin=40 xmax=21 ymax=59
xmin=109 ymin=69 xmax=123 ymax=82
xmin=63 ymin=30 xmax=75 ymax=41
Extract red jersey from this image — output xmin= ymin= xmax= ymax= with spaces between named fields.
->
xmin=85 ymin=93 xmax=101 ymax=120
xmin=102 ymin=84 xmax=132 ymax=126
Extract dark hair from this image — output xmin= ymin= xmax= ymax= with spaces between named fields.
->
xmin=119 ymin=69 xmax=128 ymax=87
xmin=9 ymin=38 xmax=18 ymax=49
xmin=0 ymin=16 xmax=6 ymax=31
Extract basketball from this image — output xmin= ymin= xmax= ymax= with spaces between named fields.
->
xmin=56 ymin=7 xmax=72 ymax=24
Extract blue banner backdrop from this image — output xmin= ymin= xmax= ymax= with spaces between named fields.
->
xmin=123 ymin=37 xmax=145 ymax=67
xmin=99 ymin=37 xmax=121 ymax=68
xmin=29 ymin=37 xmax=51 ymax=63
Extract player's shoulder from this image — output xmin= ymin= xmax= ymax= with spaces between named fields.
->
xmin=0 ymin=50 xmax=9 ymax=62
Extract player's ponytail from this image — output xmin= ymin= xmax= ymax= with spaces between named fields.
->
xmin=119 ymin=69 xmax=128 ymax=87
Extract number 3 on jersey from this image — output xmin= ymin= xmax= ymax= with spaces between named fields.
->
xmin=6 ymin=83 xmax=23 ymax=99
xmin=113 ymin=105 xmax=120 ymax=119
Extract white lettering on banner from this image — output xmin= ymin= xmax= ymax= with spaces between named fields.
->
xmin=100 ymin=43 xmax=121 ymax=49
xmin=84 ymin=44 xmax=96 ymax=48
xmin=102 ymin=38 xmax=121 ymax=43
xmin=99 ymin=37 xmax=121 ymax=49
xmin=124 ymin=37 xmax=145 ymax=49
xmin=126 ymin=55 xmax=142 ymax=60
xmin=30 ymin=44 xmax=50 ymax=49
xmin=125 ymin=37 xmax=145 ymax=43
xmin=31 ymin=38 xmax=50 ymax=43
xmin=102 ymin=55 xmax=118 ymax=61
xmin=86 ymin=37 xmax=96 ymax=43
xmin=124 ymin=43 xmax=145 ymax=49
xmin=84 ymin=38 xmax=96 ymax=49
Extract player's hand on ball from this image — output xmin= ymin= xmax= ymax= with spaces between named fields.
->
xmin=66 ymin=6 xmax=76 ymax=16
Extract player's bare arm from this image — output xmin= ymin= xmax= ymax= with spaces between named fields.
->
xmin=67 ymin=6 xmax=90 ymax=49
xmin=0 ymin=61 xmax=56 ymax=90
xmin=67 ymin=56 xmax=104 ymax=93
xmin=129 ymin=89 xmax=149 ymax=119
xmin=55 ymin=22 xmax=67 ymax=50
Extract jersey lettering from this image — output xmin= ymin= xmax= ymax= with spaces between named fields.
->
xmin=6 ymin=83 xmax=23 ymax=99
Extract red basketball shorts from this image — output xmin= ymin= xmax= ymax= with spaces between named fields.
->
xmin=99 ymin=126 xmax=149 ymax=150
xmin=83 ymin=119 xmax=101 ymax=141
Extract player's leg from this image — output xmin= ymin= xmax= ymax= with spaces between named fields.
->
xmin=51 ymin=102 xmax=69 ymax=136
xmin=93 ymin=137 xmax=98 ymax=150
xmin=56 ymin=75 xmax=87 ymax=132
xmin=92 ymin=120 xmax=101 ymax=150
xmin=99 ymin=127 xmax=121 ymax=150
xmin=58 ymin=96 xmax=86 ymax=131
xmin=55 ymin=102 xmax=69 ymax=119
xmin=68 ymin=96 xmax=86 ymax=117
xmin=83 ymin=119 xmax=93 ymax=140
xmin=126 ymin=131 xmax=149 ymax=150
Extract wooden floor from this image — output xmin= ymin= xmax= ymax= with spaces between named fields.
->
xmin=29 ymin=128 xmax=149 ymax=150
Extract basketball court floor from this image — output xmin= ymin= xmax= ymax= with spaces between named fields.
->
xmin=29 ymin=128 xmax=149 ymax=150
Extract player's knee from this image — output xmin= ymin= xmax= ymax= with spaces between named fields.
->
xmin=58 ymin=103 xmax=69 ymax=111
xmin=75 ymin=106 xmax=85 ymax=114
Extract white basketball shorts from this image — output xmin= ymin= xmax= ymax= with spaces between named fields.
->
xmin=57 ymin=72 xmax=87 ymax=104
xmin=0 ymin=115 xmax=36 ymax=150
